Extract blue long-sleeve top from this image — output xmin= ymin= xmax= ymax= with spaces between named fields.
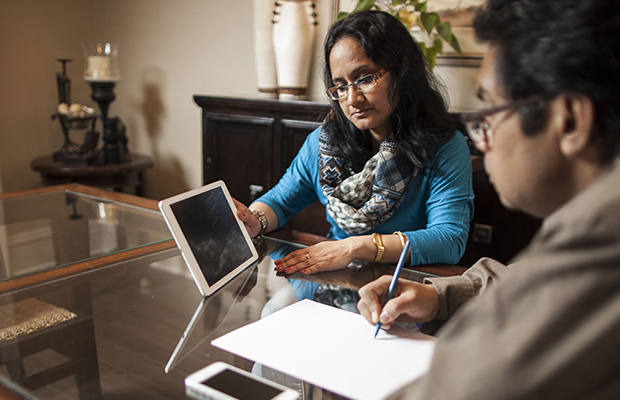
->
xmin=257 ymin=127 xmax=475 ymax=266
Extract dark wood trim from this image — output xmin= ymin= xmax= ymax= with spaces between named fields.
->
xmin=0 ymin=240 xmax=178 ymax=299
xmin=193 ymin=95 xmax=330 ymax=119
xmin=31 ymin=154 xmax=153 ymax=177
xmin=0 ymin=183 xmax=160 ymax=210
xmin=0 ymin=381 xmax=30 ymax=400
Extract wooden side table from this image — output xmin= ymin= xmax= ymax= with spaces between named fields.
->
xmin=31 ymin=153 xmax=154 ymax=196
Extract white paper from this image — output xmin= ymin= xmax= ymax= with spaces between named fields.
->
xmin=212 ymin=299 xmax=436 ymax=400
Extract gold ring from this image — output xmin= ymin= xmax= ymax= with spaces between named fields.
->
xmin=306 ymin=254 xmax=310 ymax=260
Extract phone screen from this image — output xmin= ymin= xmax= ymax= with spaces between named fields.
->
xmin=201 ymin=369 xmax=284 ymax=400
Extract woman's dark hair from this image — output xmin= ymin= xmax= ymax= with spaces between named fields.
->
xmin=474 ymin=0 xmax=620 ymax=164
xmin=323 ymin=10 xmax=455 ymax=171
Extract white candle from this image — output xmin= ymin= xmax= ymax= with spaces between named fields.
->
xmin=87 ymin=56 xmax=111 ymax=80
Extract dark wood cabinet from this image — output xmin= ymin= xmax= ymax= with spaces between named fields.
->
xmin=194 ymin=95 xmax=541 ymax=265
xmin=194 ymin=95 xmax=331 ymax=235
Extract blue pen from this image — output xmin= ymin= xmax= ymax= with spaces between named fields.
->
xmin=374 ymin=240 xmax=411 ymax=338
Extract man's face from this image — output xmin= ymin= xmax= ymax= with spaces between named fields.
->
xmin=475 ymin=47 xmax=570 ymax=218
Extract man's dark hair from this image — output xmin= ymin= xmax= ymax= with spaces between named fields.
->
xmin=323 ymin=10 xmax=455 ymax=171
xmin=474 ymin=0 xmax=620 ymax=163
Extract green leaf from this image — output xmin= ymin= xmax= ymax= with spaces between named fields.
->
xmin=433 ymin=37 xmax=443 ymax=54
xmin=353 ymin=0 xmax=376 ymax=12
xmin=392 ymin=0 xmax=407 ymax=5
xmin=420 ymin=12 xmax=440 ymax=33
xmin=336 ymin=11 xmax=350 ymax=21
xmin=416 ymin=41 xmax=428 ymax=52
xmin=425 ymin=47 xmax=437 ymax=69
xmin=414 ymin=1 xmax=428 ymax=12
xmin=449 ymin=33 xmax=463 ymax=54
xmin=436 ymin=22 xmax=452 ymax=42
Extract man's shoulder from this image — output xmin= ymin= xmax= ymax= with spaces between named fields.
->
xmin=515 ymin=157 xmax=620 ymax=276
xmin=546 ymin=157 xmax=620 ymax=232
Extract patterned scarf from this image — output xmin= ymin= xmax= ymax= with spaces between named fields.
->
xmin=318 ymin=129 xmax=417 ymax=235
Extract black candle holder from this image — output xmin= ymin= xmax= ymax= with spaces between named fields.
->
xmin=89 ymin=81 xmax=129 ymax=164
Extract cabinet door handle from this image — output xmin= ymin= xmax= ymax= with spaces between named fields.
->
xmin=249 ymin=184 xmax=264 ymax=202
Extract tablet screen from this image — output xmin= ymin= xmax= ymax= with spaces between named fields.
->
xmin=168 ymin=186 xmax=255 ymax=286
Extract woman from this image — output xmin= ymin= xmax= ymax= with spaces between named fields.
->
xmin=235 ymin=10 xmax=474 ymax=275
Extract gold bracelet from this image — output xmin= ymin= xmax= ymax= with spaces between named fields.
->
xmin=393 ymin=231 xmax=407 ymax=250
xmin=250 ymin=209 xmax=268 ymax=237
xmin=371 ymin=233 xmax=385 ymax=263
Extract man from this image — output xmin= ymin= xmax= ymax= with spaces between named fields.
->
xmin=357 ymin=0 xmax=620 ymax=398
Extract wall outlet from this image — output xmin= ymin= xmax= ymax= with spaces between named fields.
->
xmin=471 ymin=223 xmax=493 ymax=245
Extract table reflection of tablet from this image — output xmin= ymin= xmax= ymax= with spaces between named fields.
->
xmin=159 ymin=180 xmax=258 ymax=297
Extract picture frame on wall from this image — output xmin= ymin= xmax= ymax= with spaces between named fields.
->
xmin=432 ymin=0 xmax=486 ymax=67
xmin=334 ymin=0 xmax=488 ymax=66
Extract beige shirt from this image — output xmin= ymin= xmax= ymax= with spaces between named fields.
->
xmin=391 ymin=158 xmax=620 ymax=399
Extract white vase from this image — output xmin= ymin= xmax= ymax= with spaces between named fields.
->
xmin=253 ymin=0 xmax=278 ymax=98
xmin=272 ymin=0 xmax=317 ymax=100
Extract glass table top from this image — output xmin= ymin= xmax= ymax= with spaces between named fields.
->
xmin=0 ymin=232 xmax=432 ymax=400
xmin=0 ymin=184 xmax=449 ymax=400
xmin=0 ymin=189 xmax=172 ymax=283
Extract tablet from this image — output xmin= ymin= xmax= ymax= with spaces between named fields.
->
xmin=158 ymin=180 xmax=259 ymax=297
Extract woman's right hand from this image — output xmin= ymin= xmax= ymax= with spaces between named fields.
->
xmin=232 ymin=198 xmax=261 ymax=238
xmin=357 ymin=276 xmax=441 ymax=330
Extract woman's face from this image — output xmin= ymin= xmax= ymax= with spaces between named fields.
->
xmin=329 ymin=37 xmax=396 ymax=142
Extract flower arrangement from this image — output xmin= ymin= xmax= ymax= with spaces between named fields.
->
xmin=337 ymin=0 xmax=462 ymax=69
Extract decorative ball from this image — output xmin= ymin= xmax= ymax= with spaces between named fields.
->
xmin=57 ymin=103 xmax=69 ymax=114
xmin=69 ymin=103 xmax=83 ymax=113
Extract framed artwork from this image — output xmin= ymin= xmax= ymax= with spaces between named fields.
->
xmin=431 ymin=0 xmax=486 ymax=66
xmin=334 ymin=0 xmax=488 ymax=66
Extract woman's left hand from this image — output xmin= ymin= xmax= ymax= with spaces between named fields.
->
xmin=274 ymin=238 xmax=358 ymax=275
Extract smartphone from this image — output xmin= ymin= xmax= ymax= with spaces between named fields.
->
xmin=185 ymin=362 xmax=299 ymax=400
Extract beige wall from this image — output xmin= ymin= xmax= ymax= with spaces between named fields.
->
xmin=84 ymin=0 xmax=335 ymax=200
xmin=0 ymin=0 xmax=333 ymax=198
xmin=0 ymin=0 xmax=91 ymax=192
xmin=0 ymin=0 xmax=480 ymax=199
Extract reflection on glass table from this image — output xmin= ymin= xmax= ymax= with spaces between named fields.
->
xmin=0 ymin=184 xmax=172 ymax=285
xmin=0 ymin=231 xmax=441 ymax=400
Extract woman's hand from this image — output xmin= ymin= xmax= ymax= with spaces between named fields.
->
xmin=357 ymin=276 xmax=440 ymax=330
xmin=232 ymin=198 xmax=261 ymax=238
xmin=274 ymin=238 xmax=360 ymax=275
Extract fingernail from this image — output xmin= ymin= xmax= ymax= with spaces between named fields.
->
xmin=372 ymin=312 xmax=379 ymax=324
xmin=285 ymin=268 xmax=292 ymax=274
xmin=275 ymin=265 xmax=283 ymax=271
xmin=380 ymin=310 xmax=388 ymax=322
xmin=300 ymin=269 xmax=307 ymax=274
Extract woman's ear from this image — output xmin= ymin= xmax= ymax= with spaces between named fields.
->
xmin=558 ymin=94 xmax=595 ymax=158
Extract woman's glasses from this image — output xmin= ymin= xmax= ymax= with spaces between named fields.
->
xmin=326 ymin=69 xmax=387 ymax=101
xmin=460 ymin=95 xmax=544 ymax=151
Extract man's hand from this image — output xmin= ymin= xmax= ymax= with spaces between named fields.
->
xmin=358 ymin=276 xmax=441 ymax=330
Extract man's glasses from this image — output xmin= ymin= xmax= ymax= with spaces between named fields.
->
xmin=460 ymin=95 xmax=544 ymax=151
xmin=326 ymin=69 xmax=387 ymax=101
